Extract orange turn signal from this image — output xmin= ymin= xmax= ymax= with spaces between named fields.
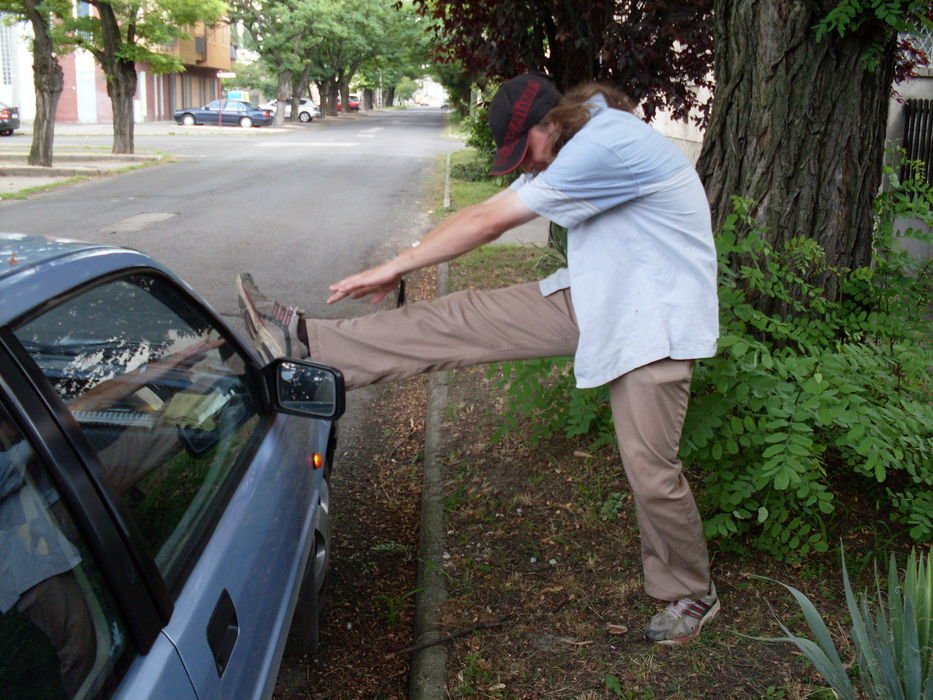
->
xmin=308 ymin=453 xmax=324 ymax=470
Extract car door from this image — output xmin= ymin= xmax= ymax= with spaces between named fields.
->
xmin=222 ymin=100 xmax=244 ymax=126
xmin=10 ymin=271 xmax=323 ymax=698
xmin=0 ymin=383 xmax=197 ymax=700
xmin=201 ymin=99 xmax=224 ymax=125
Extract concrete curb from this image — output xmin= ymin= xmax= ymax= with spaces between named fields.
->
xmin=0 ymin=153 xmax=162 ymax=178
xmin=408 ymin=275 xmax=449 ymax=698
xmin=409 ymin=152 xmax=453 ymax=698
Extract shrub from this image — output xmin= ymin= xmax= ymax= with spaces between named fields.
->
xmin=462 ymin=106 xmax=496 ymax=171
xmin=492 ymin=169 xmax=932 ymax=559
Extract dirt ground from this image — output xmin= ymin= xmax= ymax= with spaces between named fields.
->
xmin=274 ymin=246 xmax=894 ymax=699
xmin=273 ymin=270 xmax=434 ymax=699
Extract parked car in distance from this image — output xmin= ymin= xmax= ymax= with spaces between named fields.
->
xmin=0 ymin=102 xmax=20 ymax=136
xmin=0 ymin=232 xmax=345 ymax=699
xmin=336 ymin=94 xmax=360 ymax=112
xmin=173 ymin=99 xmax=273 ymax=128
xmin=260 ymin=98 xmax=320 ymax=122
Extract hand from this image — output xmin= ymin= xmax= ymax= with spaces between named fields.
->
xmin=327 ymin=261 xmax=402 ymax=305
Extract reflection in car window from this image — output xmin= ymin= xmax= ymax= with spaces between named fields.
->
xmin=206 ymin=100 xmax=222 ymax=110
xmin=0 ymin=402 xmax=128 ymax=699
xmin=14 ymin=275 xmax=261 ymax=589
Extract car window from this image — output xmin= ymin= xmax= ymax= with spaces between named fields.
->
xmin=14 ymin=274 xmax=262 ymax=589
xmin=205 ymin=100 xmax=222 ymax=110
xmin=0 ymin=401 xmax=129 ymax=699
xmin=225 ymin=101 xmax=244 ymax=112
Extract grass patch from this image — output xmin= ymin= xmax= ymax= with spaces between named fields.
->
xmin=0 ymin=155 xmax=172 ymax=200
xmin=447 ymin=149 xmax=502 ymax=210
xmin=449 ymin=244 xmax=542 ymax=292
xmin=0 ymin=176 xmax=90 ymax=200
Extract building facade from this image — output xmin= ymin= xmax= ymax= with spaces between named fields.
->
xmin=0 ymin=14 xmax=234 ymax=124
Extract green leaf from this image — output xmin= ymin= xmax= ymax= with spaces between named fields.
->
xmin=605 ymin=674 xmax=623 ymax=696
xmin=774 ymin=470 xmax=791 ymax=490
xmin=763 ymin=443 xmax=786 ymax=458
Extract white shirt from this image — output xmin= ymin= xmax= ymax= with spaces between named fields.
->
xmin=513 ymin=97 xmax=719 ymax=388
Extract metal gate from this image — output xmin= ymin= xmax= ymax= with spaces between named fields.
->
xmin=902 ymin=98 xmax=933 ymax=185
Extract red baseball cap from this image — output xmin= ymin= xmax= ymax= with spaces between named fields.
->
xmin=488 ymin=73 xmax=561 ymax=176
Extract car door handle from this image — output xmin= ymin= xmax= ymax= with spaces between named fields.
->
xmin=207 ymin=589 xmax=239 ymax=676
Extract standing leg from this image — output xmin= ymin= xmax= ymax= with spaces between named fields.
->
xmin=17 ymin=572 xmax=96 ymax=696
xmin=608 ymin=358 xmax=709 ymax=601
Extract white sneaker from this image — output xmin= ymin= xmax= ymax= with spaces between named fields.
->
xmin=643 ymin=582 xmax=720 ymax=645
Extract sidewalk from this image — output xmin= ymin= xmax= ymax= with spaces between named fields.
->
xmin=0 ymin=116 xmax=370 ymax=197
xmin=0 ymin=123 xmax=175 ymax=197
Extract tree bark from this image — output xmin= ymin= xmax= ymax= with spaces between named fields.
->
xmin=23 ymin=0 xmax=62 ymax=167
xmin=95 ymin=1 xmax=138 ymax=154
xmin=697 ymin=0 xmax=895 ymax=295
xmin=325 ymin=79 xmax=339 ymax=116
xmin=273 ymin=71 xmax=292 ymax=127
xmin=315 ymin=80 xmax=327 ymax=118
xmin=107 ymin=61 xmax=138 ymax=154
xmin=288 ymin=65 xmax=312 ymax=122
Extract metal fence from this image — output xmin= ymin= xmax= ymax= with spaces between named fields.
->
xmin=902 ymin=98 xmax=933 ymax=185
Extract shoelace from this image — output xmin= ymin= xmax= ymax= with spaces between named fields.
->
xmin=663 ymin=598 xmax=695 ymax=620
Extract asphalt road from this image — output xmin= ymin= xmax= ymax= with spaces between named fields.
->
xmin=0 ymin=108 xmax=460 ymax=322
xmin=1 ymin=109 xmax=460 ymax=693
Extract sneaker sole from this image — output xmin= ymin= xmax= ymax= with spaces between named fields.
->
xmin=237 ymin=273 xmax=295 ymax=361
xmin=654 ymin=599 xmax=721 ymax=646
xmin=237 ymin=293 xmax=278 ymax=364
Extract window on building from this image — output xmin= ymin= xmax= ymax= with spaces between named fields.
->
xmin=911 ymin=27 xmax=933 ymax=59
xmin=0 ymin=25 xmax=13 ymax=86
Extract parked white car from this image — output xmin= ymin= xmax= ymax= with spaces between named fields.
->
xmin=260 ymin=98 xmax=320 ymax=122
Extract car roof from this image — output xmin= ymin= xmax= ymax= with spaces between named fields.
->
xmin=0 ymin=233 xmax=172 ymax=326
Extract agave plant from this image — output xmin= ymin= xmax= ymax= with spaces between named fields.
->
xmin=761 ymin=548 xmax=932 ymax=699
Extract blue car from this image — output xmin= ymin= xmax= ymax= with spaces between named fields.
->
xmin=174 ymin=100 xmax=274 ymax=128
xmin=0 ymin=233 xmax=344 ymax=698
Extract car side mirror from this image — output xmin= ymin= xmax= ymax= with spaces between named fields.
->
xmin=266 ymin=359 xmax=345 ymax=420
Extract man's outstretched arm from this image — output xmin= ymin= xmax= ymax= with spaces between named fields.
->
xmin=327 ymin=189 xmax=537 ymax=304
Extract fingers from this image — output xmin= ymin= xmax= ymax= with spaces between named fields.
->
xmin=327 ymin=280 xmax=395 ymax=305
xmin=328 ymin=263 xmax=402 ymax=304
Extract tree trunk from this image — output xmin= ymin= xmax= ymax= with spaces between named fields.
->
xmin=95 ymin=2 xmax=137 ymax=154
xmin=108 ymin=61 xmax=138 ymax=154
xmin=386 ymin=86 xmax=396 ymax=107
xmin=23 ymin=0 xmax=62 ymax=167
xmin=315 ymin=81 xmax=327 ymax=119
xmin=339 ymin=82 xmax=349 ymax=113
xmin=273 ymin=72 xmax=291 ymax=127
xmin=697 ymin=0 xmax=895 ymax=296
xmin=288 ymin=65 xmax=312 ymax=122
xmin=326 ymin=80 xmax=340 ymax=116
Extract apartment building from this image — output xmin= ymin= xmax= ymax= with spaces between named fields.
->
xmin=0 ymin=11 xmax=234 ymax=124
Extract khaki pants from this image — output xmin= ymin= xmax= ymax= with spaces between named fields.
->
xmin=17 ymin=572 xmax=96 ymax=696
xmin=307 ymin=282 xmax=710 ymax=600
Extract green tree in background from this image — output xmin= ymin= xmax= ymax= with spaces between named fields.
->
xmin=0 ymin=0 xmax=73 ymax=165
xmin=72 ymin=0 xmax=227 ymax=153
